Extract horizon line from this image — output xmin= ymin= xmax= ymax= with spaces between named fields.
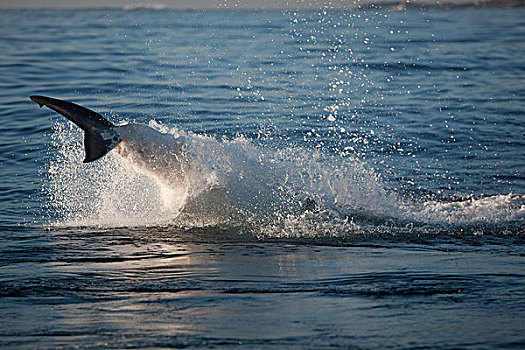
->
xmin=1 ymin=0 xmax=523 ymax=11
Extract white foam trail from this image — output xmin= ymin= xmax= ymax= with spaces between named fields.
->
xmin=406 ymin=194 xmax=525 ymax=225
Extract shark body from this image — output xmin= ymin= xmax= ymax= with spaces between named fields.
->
xmin=30 ymin=96 xmax=187 ymax=187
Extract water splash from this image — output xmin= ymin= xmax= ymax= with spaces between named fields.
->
xmin=45 ymin=122 xmax=188 ymax=227
xmin=43 ymin=120 xmax=524 ymax=239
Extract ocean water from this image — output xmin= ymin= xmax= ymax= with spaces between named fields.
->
xmin=1 ymin=7 xmax=524 ymax=349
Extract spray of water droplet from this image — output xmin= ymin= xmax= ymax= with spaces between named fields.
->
xmin=43 ymin=119 xmax=524 ymax=238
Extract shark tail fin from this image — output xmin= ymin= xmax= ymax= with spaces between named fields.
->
xmin=30 ymin=95 xmax=122 ymax=163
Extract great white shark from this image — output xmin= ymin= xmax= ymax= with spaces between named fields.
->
xmin=31 ymin=95 xmax=318 ymax=214
xmin=30 ymin=95 xmax=188 ymax=190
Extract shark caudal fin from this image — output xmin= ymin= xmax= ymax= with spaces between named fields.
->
xmin=30 ymin=95 xmax=122 ymax=163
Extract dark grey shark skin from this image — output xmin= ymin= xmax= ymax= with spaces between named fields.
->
xmin=30 ymin=95 xmax=122 ymax=163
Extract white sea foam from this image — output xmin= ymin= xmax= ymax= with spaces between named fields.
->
xmin=44 ymin=120 xmax=524 ymax=236
xmin=406 ymin=194 xmax=525 ymax=225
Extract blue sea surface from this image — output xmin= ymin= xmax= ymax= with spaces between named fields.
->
xmin=1 ymin=7 xmax=524 ymax=349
